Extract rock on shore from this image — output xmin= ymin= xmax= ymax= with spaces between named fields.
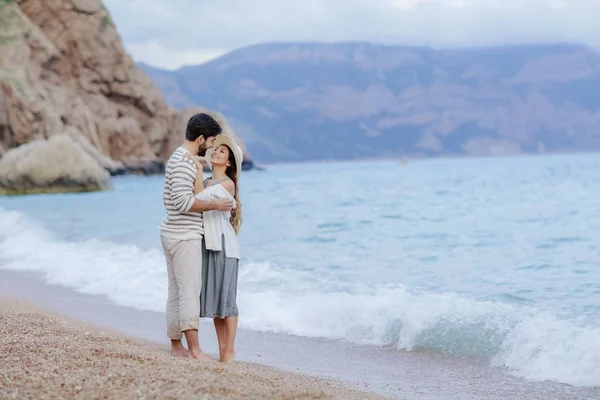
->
xmin=0 ymin=133 xmax=112 ymax=195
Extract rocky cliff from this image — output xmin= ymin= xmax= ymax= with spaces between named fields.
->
xmin=141 ymin=42 xmax=600 ymax=163
xmin=0 ymin=0 xmax=252 ymax=195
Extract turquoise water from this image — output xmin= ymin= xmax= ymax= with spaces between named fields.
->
xmin=1 ymin=154 xmax=599 ymax=386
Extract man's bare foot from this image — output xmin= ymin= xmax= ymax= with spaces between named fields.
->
xmin=221 ymin=350 xmax=236 ymax=364
xmin=171 ymin=346 xmax=190 ymax=358
xmin=189 ymin=350 xmax=212 ymax=362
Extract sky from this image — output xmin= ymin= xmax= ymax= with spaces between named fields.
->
xmin=103 ymin=0 xmax=598 ymax=70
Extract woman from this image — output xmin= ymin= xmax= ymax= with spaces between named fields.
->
xmin=186 ymin=134 xmax=243 ymax=364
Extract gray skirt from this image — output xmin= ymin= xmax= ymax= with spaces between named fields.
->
xmin=200 ymin=236 xmax=239 ymax=319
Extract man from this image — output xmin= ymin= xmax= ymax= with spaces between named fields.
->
xmin=160 ymin=112 xmax=234 ymax=360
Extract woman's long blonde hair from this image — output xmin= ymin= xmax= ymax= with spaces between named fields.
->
xmin=225 ymin=145 xmax=242 ymax=234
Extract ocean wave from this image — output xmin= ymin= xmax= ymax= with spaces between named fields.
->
xmin=1 ymin=208 xmax=598 ymax=387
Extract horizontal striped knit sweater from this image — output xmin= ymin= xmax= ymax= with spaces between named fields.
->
xmin=160 ymin=147 xmax=203 ymax=240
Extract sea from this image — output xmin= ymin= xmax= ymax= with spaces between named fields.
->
xmin=1 ymin=153 xmax=599 ymax=396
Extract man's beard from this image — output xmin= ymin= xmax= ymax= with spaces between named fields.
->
xmin=197 ymin=141 xmax=209 ymax=156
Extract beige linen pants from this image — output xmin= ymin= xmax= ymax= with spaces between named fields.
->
xmin=161 ymin=235 xmax=203 ymax=340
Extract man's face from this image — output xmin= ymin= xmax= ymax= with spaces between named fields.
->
xmin=196 ymin=135 xmax=217 ymax=156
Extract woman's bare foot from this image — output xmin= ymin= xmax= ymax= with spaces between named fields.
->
xmin=221 ymin=350 xmax=236 ymax=364
xmin=218 ymin=346 xmax=226 ymax=361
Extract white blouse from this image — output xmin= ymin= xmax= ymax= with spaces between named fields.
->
xmin=194 ymin=184 xmax=239 ymax=260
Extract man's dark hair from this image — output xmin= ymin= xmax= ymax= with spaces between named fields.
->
xmin=185 ymin=113 xmax=222 ymax=141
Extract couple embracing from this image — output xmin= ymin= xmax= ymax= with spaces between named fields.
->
xmin=159 ymin=112 xmax=243 ymax=363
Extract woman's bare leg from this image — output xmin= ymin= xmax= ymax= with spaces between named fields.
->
xmin=222 ymin=316 xmax=238 ymax=363
xmin=213 ymin=318 xmax=227 ymax=361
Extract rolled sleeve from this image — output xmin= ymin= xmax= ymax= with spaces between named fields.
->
xmin=170 ymin=160 xmax=197 ymax=212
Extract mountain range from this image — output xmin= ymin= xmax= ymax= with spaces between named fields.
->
xmin=140 ymin=42 xmax=600 ymax=163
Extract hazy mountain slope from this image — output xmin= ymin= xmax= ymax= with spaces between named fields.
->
xmin=141 ymin=42 xmax=600 ymax=163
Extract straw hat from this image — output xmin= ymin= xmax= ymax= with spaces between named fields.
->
xmin=208 ymin=134 xmax=243 ymax=174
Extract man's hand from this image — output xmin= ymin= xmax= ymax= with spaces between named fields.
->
xmin=215 ymin=198 xmax=234 ymax=212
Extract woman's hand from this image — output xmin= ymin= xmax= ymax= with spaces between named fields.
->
xmin=184 ymin=154 xmax=206 ymax=195
xmin=184 ymin=153 xmax=205 ymax=170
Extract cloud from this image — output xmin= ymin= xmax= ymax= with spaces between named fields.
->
xmin=103 ymin=0 xmax=600 ymax=69
xmin=127 ymin=41 xmax=228 ymax=70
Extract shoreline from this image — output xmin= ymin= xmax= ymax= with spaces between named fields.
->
xmin=0 ymin=296 xmax=385 ymax=400
xmin=2 ymin=269 xmax=599 ymax=400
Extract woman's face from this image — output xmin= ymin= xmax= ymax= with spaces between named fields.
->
xmin=210 ymin=144 xmax=231 ymax=168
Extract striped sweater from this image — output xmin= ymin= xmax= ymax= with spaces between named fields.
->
xmin=160 ymin=147 xmax=203 ymax=240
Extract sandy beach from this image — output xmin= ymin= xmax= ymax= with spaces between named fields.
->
xmin=0 ymin=297 xmax=385 ymax=400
